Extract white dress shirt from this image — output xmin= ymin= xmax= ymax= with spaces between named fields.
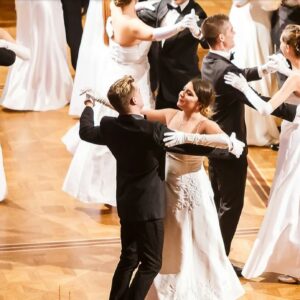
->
xmin=160 ymin=0 xmax=190 ymax=46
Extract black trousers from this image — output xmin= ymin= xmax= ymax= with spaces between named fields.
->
xmin=109 ymin=219 xmax=164 ymax=300
xmin=209 ymin=156 xmax=248 ymax=255
xmin=61 ymin=0 xmax=87 ymax=70
xmin=0 ymin=48 xmax=16 ymax=66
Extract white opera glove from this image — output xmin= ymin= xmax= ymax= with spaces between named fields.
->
xmin=0 ymin=39 xmax=30 ymax=60
xmin=163 ymin=131 xmax=245 ymax=158
xmin=259 ymin=60 xmax=278 ymax=75
xmin=268 ymin=53 xmax=293 ymax=77
xmin=135 ymin=0 xmax=158 ymax=11
xmin=228 ymin=133 xmax=245 ymax=158
xmin=152 ymin=11 xmax=197 ymax=41
xmin=224 ymin=72 xmax=273 ymax=115
xmin=184 ymin=9 xmax=201 ymax=38
xmin=163 ymin=131 xmax=231 ymax=148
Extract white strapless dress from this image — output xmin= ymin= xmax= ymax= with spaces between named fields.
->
xmin=62 ymin=4 xmax=153 ymax=205
xmin=147 ymin=153 xmax=244 ymax=300
xmin=1 ymin=0 xmax=72 ymax=111
xmin=230 ymin=2 xmax=279 ymax=146
xmin=0 ymin=146 xmax=7 ymax=201
xmin=243 ymin=93 xmax=300 ymax=279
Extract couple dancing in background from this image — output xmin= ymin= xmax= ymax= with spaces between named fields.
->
xmin=225 ymin=23 xmax=300 ymax=284
xmin=1 ymin=0 xmax=73 ymax=111
xmin=65 ymin=0 xmax=245 ymax=298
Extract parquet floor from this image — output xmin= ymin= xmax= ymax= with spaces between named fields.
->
xmin=0 ymin=1 xmax=299 ymax=299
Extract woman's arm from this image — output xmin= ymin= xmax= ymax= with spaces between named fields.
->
xmin=0 ymin=28 xmax=15 ymax=42
xmin=269 ymin=74 xmax=300 ymax=110
xmin=141 ymin=108 xmax=177 ymax=125
xmin=127 ymin=11 xmax=196 ymax=41
xmin=224 ymin=72 xmax=300 ymax=115
xmin=163 ymin=118 xmax=245 ymax=158
xmin=198 ymin=119 xmax=224 ymax=134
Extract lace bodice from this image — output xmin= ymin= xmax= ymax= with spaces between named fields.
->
xmin=166 ymin=153 xmax=212 ymax=212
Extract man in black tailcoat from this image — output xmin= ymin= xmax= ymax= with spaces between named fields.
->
xmin=139 ymin=0 xmax=208 ymax=109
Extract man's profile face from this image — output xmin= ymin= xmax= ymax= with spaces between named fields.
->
xmin=220 ymin=21 xmax=235 ymax=50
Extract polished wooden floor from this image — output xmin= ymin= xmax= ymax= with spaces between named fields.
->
xmin=0 ymin=1 xmax=299 ymax=299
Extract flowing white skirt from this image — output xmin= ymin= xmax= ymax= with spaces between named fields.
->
xmin=1 ymin=0 xmax=72 ymax=111
xmin=147 ymin=154 xmax=244 ymax=300
xmin=243 ymin=120 xmax=300 ymax=278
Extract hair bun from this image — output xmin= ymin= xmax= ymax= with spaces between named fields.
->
xmin=114 ymin=0 xmax=132 ymax=7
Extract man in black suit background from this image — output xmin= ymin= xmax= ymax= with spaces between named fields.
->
xmin=61 ymin=0 xmax=89 ymax=70
xmin=79 ymin=74 xmax=244 ymax=299
xmin=200 ymin=14 xmax=299 ymax=273
xmin=138 ymin=0 xmax=208 ymax=109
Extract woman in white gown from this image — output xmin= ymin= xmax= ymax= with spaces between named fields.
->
xmin=62 ymin=0 xmax=195 ymax=205
xmin=1 ymin=0 xmax=73 ymax=111
xmin=225 ymin=24 xmax=300 ymax=283
xmin=138 ymin=78 xmax=244 ymax=299
xmin=229 ymin=0 xmax=280 ymax=146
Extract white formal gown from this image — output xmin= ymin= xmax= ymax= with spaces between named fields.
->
xmin=62 ymin=1 xmax=153 ymax=205
xmin=147 ymin=153 xmax=244 ymax=300
xmin=230 ymin=1 xmax=279 ymax=146
xmin=0 ymin=146 xmax=7 ymax=201
xmin=243 ymin=92 xmax=300 ymax=279
xmin=1 ymin=0 xmax=72 ymax=111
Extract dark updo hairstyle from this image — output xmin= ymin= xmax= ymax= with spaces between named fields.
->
xmin=190 ymin=78 xmax=215 ymax=118
xmin=281 ymin=24 xmax=300 ymax=58
xmin=114 ymin=0 xmax=132 ymax=7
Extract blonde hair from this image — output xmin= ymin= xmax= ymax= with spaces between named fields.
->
xmin=107 ymin=75 xmax=136 ymax=113
xmin=281 ymin=24 xmax=300 ymax=58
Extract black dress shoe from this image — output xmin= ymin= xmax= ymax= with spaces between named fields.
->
xmin=270 ymin=143 xmax=279 ymax=151
xmin=232 ymin=265 xmax=243 ymax=277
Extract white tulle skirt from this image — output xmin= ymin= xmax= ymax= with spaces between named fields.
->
xmin=243 ymin=120 xmax=300 ymax=278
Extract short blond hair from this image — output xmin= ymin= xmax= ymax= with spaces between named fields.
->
xmin=107 ymin=75 xmax=135 ymax=113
